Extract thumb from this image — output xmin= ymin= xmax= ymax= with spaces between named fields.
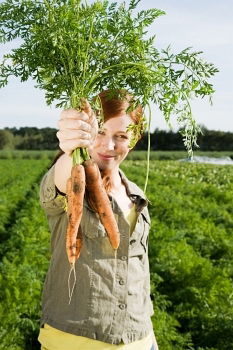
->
xmin=81 ymin=98 xmax=93 ymax=118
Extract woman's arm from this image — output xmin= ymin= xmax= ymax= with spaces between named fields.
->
xmin=54 ymin=153 xmax=73 ymax=194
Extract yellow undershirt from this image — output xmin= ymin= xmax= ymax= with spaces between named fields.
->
xmin=126 ymin=203 xmax=138 ymax=235
xmin=38 ymin=206 xmax=153 ymax=350
xmin=39 ymin=323 xmax=154 ymax=350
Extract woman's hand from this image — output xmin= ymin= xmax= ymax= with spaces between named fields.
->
xmin=56 ymin=99 xmax=98 ymax=156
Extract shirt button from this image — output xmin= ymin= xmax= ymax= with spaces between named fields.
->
xmin=119 ymin=303 xmax=126 ymax=310
xmin=119 ymin=279 xmax=125 ymax=285
xmin=121 ymin=256 xmax=127 ymax=261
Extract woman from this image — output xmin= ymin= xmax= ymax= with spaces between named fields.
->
xmin=38 ymin=90 xmax=159 ymax=350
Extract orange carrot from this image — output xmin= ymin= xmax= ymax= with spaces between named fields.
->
xmin=84 ymin=159 xmax=120 ymax=250
xmin=66 ymin=164 xmax=85 ymax=265
xmin=66 ymin=99 xmax=119 ymax=263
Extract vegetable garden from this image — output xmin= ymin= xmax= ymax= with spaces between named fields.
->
xmin=0 ymin=156 xmax=232 ymax=350
xmin=0 ymin=1 xmax=229 ymax=348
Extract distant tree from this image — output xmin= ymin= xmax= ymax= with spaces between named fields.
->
xmin=0 ymin=129 xmax=14 ymax=149
xmin=16 ymin=133 xmax=44 ymax=150
xmin=6 ymin=127 xmax=59 ymax=150
xmin=12 ymin=127 xmax=39 ymax=137
xmin=2 ymin=126 xmax=232 ymax=151
xmin=40 ymin=127 xmax=59 ymax=150
xmin=198 ymin=129 xmax=233 ymax=151
xmin=135 ymin=127 xmax=233 ymax=151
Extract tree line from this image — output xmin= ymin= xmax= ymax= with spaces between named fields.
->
xmin=0 ymin=126 xmax=233 ymax=151
xmin=135 ymin=127 xmax=233 ymax=151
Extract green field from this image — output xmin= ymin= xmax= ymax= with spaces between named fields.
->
xmin=0 ymin=156 xmax=232 ymax=350
xmin=0 ymin=149 xmax=233 ymax=160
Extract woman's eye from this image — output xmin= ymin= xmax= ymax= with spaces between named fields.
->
xmin=117 ymin=134 xmax=128 ymax=139
xmin=98 ymin=130 xmax=105 ymax=135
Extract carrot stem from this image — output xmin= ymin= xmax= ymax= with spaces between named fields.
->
xmin=72 ymin=147 xmax=90 ymax=166
xmin=143 ymin=103 xmax=151 ymax=194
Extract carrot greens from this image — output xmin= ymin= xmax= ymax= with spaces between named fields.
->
xmin=0 ymin=0 xmax=218 ymax=188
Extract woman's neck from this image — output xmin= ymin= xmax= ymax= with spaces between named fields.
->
xmin=109 ymin=168 xmax=122 ymax=189
xmin=101 ymin=167 xmax=122 ymax=193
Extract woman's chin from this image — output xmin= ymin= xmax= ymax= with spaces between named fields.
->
xmin=97 ymin=160 xmax=117 ymax=172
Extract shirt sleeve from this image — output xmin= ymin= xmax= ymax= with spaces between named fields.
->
xmin=39 ymin=164 xmax=67 ymax=216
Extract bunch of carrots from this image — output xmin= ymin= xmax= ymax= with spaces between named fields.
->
xmin=65 ymin=102 xmax=120 ymax=267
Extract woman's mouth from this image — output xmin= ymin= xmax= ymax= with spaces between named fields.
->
xmin=97 ymin=153 xmax=115 ymax=160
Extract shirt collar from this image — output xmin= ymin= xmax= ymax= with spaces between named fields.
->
xmin=119 ymin=169 xmax=149 ymax=212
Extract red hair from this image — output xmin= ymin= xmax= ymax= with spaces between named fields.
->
xmin=94 ymin=89 xmax=144 ymax=193
xmin=96 ymin=89 xmax=143 ymax=125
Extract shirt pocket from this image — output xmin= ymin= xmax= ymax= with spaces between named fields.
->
xmin=130 ymin=209 xmax=150 ymax=257
xmin=140 ymin=210 xmax=151 ymax=253
xmin=82 ymin=204 xmax=108 ymax=239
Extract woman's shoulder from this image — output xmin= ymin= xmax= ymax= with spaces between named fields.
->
xmin=39 ymin=164 xmax=67 ymax=215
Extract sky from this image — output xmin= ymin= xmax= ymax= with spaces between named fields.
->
xmin=0 ymin=0 xmax=232 ymax=132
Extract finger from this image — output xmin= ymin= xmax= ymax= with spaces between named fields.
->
xmin=81 ymin=98 xmax=93 ymax=118
xmin=58 ymin=118 xmax=91 ymax=133
xmin=89 ymin=117 xmax=99 ymax=140
xmin=56 ymin=129 xmax=91 ymax=142
xmin=59 ymin=139 xmax=91 ymax=154
xmin=88 ymin=112 xmax=96 ymax=127
xmin=59 ymin=109 xmax=89 ymax=122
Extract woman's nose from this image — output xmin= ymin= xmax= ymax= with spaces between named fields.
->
xmin=101 ymin=136 xmax=115 ymax=150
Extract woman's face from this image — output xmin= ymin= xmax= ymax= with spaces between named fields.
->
xmin=88 ymin=114 xmax=133 ymax=171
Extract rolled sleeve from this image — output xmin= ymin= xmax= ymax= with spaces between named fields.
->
xmin=39 ymin=165 xmax=66 ymax=216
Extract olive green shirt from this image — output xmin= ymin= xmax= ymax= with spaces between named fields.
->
xmin=39 ymin=164 xmax=154 ymax=345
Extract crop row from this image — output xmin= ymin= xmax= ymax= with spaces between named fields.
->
xmin=0 ymin=159 xmax=51 ymax=188
xmin=0 ymin=149 xmax=233 ymax=161
xmin=0 ymin=159 xmax=232 ymax=349
xmin=0 ymin=159 xmax=52 ymax=349
xmin=0 ymin=181 xmax=50 ymax=350
xmin=0 ymin=159 xmax=50 ymax=252
xmin=121 ymin=161 xmax=233 ymax=350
